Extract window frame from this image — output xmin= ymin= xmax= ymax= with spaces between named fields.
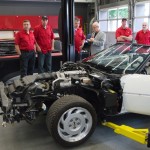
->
xmin=134 ymin=1 xmax=150 ymax=32
xmin=99 ymin=5 xmax=128 ymax=32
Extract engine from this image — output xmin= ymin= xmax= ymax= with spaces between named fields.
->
xmin=0 ymin=62 xmax=122 ymax=125
xmin=0 ymin=63 xmax=92 ymax=124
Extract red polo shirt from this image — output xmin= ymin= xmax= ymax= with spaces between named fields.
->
xmin=135 ymin=30 xmax=150 ymax=45
xmin=116 ymin=26 xmax=132 ymax=42
xmin=75 ymin=28 xmax=85 ymax=53
xmin=15 ymin=30 xmax=35 ymax=51
xmin=34 ymin=25 xmax=54 ymax=54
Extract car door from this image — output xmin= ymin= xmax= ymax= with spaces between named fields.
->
xmin=121 ymin=74 xmax=150 ymax=116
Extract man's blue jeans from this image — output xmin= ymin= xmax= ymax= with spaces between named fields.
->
xmin=20 ymin=50 xmax=35 ymax=78
xmin=75 ymin=50 xmax=81 ymax=62
xmin=38 ymin=51 xmax=52 ymax=73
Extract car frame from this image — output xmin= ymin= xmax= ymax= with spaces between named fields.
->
xmin=0 ymin=42 xmax=150 ymax=147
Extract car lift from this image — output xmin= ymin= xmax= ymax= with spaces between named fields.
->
xmin=102 ymin=122 xmax=150 ymax=148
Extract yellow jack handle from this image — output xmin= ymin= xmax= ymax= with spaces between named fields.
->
xmin=102 ymin=122 xmax=150 ymax=147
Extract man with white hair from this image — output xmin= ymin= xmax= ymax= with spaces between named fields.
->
xmin=88 ymin=22 xmax=106 ymax=55
xmin=135 ymin=22 xmax=150 ymax=45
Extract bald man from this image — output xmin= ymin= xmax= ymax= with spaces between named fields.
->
xmin=135 ymin=22 xmax=150 ymax=45
xmin=88 ymin=22 xmax=106 ymax=55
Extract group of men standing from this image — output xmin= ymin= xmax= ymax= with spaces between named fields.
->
xmin=15 ymin=16 xmax=54 ymax=78
xmin=15 ymin=16 xmax=150 ymax=78
xmin=16 ymin=16 xmax=106 ymax=78
xmin=74 ymin=17 xmax=106 ymax=60
xmin=116 ymin=18 xmax=150 ymax=45
xmin=75 ymin=17 xmax=150 ymax=62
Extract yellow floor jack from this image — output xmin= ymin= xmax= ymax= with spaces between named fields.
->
xmin=102 ymin=122 xmax=150 ymax=148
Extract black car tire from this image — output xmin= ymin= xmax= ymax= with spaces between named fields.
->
xmin=46 ymin=95 xmax=97 ymax=147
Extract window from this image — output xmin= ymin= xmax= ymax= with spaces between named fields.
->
xmin=99 ymin=5 xmax=128 ymax=32
xmin=108 ymin=20 xmax=117 ymax=31
xmin=117 ymin=19 xmax=122 ymax=28
xmin=135 ymin=3 xmax=149 ymax=17
xmin=100 ymin=21 xmax=107 ymax=31
xmin=134 ymin=2 xmax=150 ymax=32
xmin=100 ymin=10 xmax=107 ymax=20
xmin=118 ymin=6 xmax=128 ymax=18
xmin=108 ymin=8 xmax=117 ymax=19
xmin=134 ymin=18 xmax=148 ymax=32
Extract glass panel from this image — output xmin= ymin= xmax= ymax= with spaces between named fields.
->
xmin=83 ymin=43 xmax=150 ymax=74
xmin=108 ymin=8 xmax=117 ymax=19
xmin=134 ymin=18 xmax=148 ymax=32
xmin=118 ymin=6 xmax=128 ymax=18
xmin=108 ymin=20 xmax=117 ymax=31
xmin=135 ymin=3 xmax=149 ymax=17
xmin=99 ymin=10 xmax=108 ymax=20
xmin=118 ymin=19 xmax=122 ymax=27
xmin=117 ymin=19 xmax=129 ymax=28
xmin=100 ymin=21 xmax=107 ymax=31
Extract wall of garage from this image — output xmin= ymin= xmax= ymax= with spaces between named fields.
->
xmin=0 ymin=1 xmax=92 ymax=29
xmin=0 ymin=1 xmax=95 ymax=37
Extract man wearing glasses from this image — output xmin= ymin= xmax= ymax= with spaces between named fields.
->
xmin=135 ymin=22 xmax=150 ymax=45
xmin=88 ymin=22 xmax=106 ymax=55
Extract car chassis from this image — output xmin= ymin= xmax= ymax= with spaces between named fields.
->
xmin=1 ymin=43 xmax=150 ymax=147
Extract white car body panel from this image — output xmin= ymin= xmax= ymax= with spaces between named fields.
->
xmin=121 ymin=74 xmax=150 ymax=115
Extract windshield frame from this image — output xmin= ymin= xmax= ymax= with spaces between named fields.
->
xmin=82 ymin=43 xmax=150 ymax=75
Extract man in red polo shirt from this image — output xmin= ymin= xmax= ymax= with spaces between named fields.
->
xmin=116 ymin=18 xmax=132 ymax=42
xmin=135 ymin=22 xmax=150 ymax=45
xmin=34 ymin=16 xmax=54 ymax=73
xmin=74 ymin=17 xmax=85 ymax=61
xmin=15 ymin=20 xmax=36 ymax=78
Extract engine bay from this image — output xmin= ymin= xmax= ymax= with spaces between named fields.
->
xmin=0 ymin=62 xmax=122 ymax=125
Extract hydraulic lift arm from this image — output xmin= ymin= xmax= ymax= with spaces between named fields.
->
xmin=102 ymin=122 xmax=150 ymax=148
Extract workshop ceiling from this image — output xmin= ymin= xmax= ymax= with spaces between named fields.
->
xmin=0 ymin=0 xmax=94 ymax=3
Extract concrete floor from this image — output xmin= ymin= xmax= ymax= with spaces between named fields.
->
xmin=0 ymin=113 xmax=150 ymax=150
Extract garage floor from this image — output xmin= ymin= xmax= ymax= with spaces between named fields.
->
xmin=0 ymin=113 xmax=150 ymax=150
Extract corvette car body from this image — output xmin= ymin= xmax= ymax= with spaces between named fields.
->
xmin=0 ymin=42 xmax=150 ymax=147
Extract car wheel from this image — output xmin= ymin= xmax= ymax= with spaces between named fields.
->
xmin=46 ymin=95 xmax=97 ymax=147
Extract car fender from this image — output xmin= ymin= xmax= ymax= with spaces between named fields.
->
xmin=120 ymin=74 xmax=150 ymax=115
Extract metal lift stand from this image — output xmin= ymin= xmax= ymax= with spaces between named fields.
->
xmin=61 ymin=0 xmax=75 ymax=62
xmin=103 ymin=122 xmax=150 ymax=148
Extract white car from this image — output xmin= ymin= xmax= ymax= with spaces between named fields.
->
xmin=121 ymin=74 xmax=150 ymax=115
xmin=0 ymin=42 xmax=150 ymax=147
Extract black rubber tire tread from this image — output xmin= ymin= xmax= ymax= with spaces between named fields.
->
xmin=46 ymin=95 xmax=97 ymax=147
